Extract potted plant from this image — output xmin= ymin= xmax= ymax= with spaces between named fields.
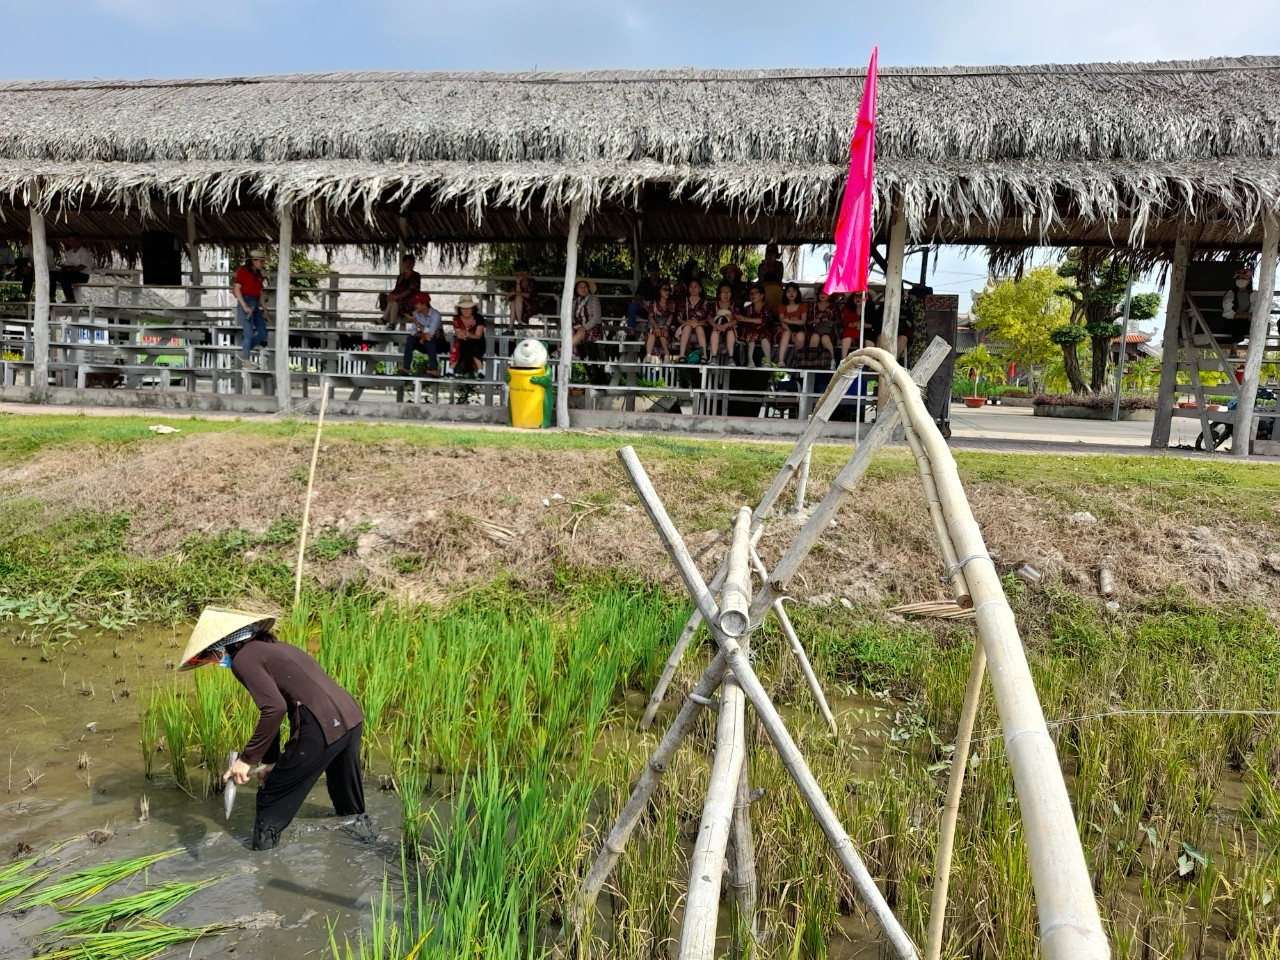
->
xmin=956 ymin=346 xmax=1006 ymax=409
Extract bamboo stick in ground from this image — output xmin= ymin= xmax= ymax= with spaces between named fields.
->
xmin=749 ymin=547 xmax=838 ymax=737
xmin=571 ymin=653 xmax=729 ymax=933
xmin=726 ymin=755 xmax=758 ymax=953
xmin=619 ymin=446 xmax=919 ymax=960
xmin=294 ymin=377 xmax=331 ymax=606
xmin=925 ymin=640 xmax=986 ymax=960
xmin=679 ymin=666 xmax=747 ymax=957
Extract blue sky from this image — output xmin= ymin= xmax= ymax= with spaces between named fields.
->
xmin=9 ymin=0 xmax=1279 ymax=316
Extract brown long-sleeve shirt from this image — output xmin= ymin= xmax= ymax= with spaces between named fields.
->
xmin=230 ymin=639 xmax=364 ymax=764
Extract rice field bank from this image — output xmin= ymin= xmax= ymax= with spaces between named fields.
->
xmin=0 ymin=412 xmax=1277 ymax=958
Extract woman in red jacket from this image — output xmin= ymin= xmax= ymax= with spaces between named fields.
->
xmin=181 ymin=607 xmax=365 ymax=851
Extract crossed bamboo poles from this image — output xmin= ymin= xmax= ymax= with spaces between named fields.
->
xmin=569 ymin=339 xmax=1110 ymax=960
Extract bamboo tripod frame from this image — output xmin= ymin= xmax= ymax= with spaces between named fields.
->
xmin=572 ymin=339 xmax=1111 ymax=960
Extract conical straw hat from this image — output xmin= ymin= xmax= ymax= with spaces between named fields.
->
xmin=178 ymin=607 xmax=275 ymax=671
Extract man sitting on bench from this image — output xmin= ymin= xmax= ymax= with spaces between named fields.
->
xmin=398 ymin=293 xmax=442 ymax=376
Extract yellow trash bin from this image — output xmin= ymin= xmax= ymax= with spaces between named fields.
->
xmin=508 ymin=364 xmax=548 ymax=429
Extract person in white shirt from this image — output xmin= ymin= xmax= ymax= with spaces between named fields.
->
xmin=50 ymin=235 xmax=94 ymax=303
xmin=398 ymin=292 xmax=443 ymax=376
xmin=1222 ymin=265 xmax=1257 ymax=358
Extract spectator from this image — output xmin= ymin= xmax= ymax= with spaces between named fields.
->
xmin=398 ymin=292 xmax=442 ymax=376
xmin=16 ymin=239 xmax=51 ymax=299
xmin=644 ymin=280 xmax=676 ymax=362
xmin=709 ymin=281 xmax=740 ymax=365
xmin=1222 ymin=265 xmax=1256 ymax=358
xmin=839 ymin=293 xmax=864 ymax=363
xmin=719 ymin=263 xmax=747 ymax=303
xmin=233 ymin=250 xmax=270 ymax=367
xmin=50 ymin=235 xmax=94 ymax=303
xmin=452 ymin=294 xmax=487 ymax=378
xmin=675 ymin=277 xmax=713 ymax=362
xmin=380 ymin=255 xmax=421 ymax=325
xmin=757 ymin=242 xmax=785 ymax=307
xmin=675 ymin=258 xmax=703 ymax=301
xmin=809 ymin=284 xmax=839 ymax=361
xmin=736 ymin=283 xmax=775 ymax=366
xmin=507 ymin=260 xmax=540 ymax=328
xmin=570 ymin=278 xmax=603 ymax=356
xmin=629 ymin=259 xmax=666 ymax=334
xmin=0 ymin=244 xmax=14 ymax=281
xmin=776 ymin=282 xmax=809 ymax=366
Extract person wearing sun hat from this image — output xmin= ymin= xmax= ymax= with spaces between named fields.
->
xmin=232 ymin=251 xmax=271 ymax=367
xmin=181 ymin=607 xmax=365 ymax=851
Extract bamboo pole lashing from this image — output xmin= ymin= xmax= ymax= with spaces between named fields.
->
xmin=639 ymin=338 xmax=949 ymax=730
xmin=618 ymin=445 xmax=919 ymax=960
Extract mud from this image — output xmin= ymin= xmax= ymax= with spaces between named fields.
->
xmin=0 ymin=626 xmax=401 ymax=960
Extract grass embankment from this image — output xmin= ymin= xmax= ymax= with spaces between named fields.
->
xmin=1 ymin=414 xmax=1278 ymax=958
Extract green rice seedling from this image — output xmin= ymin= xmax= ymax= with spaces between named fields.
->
xmin=0 ymin=868 xmax=55 ymax=909
xmin=153 ymin=688 xmax=191 ymax=792
xmin=29 ymin=920 xmax=229 ymax=960
xmin=190 ymin=669 xmax=238 ymax=794
xmin=326 ymin=873 xmax=430 ymax=960
xmin=38 ymin=878 xmax=221 ymax=937
xmin=18 ymin=850 xmax=180 ymax=910
xmin=138 ymin=691 xmax=160 ymax=780
xmin=396 ymin=759 xmax=428 ymax=858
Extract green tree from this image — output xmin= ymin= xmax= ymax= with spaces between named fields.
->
xmin=1055 ymin=250 xmax=1160 ymax=392
xmin=970 ymin=266 xmax=1072 ymax=370
xmin=955 ymin=344 xmax=1008 ymax=396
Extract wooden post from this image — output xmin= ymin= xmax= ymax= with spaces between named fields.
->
xmin=185 ymin=208 xmax=203 ymax=308
xmin=30 ymin=204 xmax=50 ymax=399
xmin=275 ymin=204 xmax=293 ymax=412
xmin=1151 ymin=223 xmax=1195 ymax=448
xmin=879 ymin=201 xmax=908 ymax=357
xmin=1233 ymin=212 xmax=1279 ymax=457
xmin=556 ymin=200 xmax=584 ymax=429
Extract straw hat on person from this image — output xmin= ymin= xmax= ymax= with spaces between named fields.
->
xmin=248 ymin=250 xmax=267 ymax=260
xmin=720 ymin=263 xmax=742 ymax=278
xmin=575 ymin=278 xmax=597 ymax=295
xmin=179 ymin=607 xmax=275 ymax=671
xmin=455 ymin=294 xmax=477 ymax=309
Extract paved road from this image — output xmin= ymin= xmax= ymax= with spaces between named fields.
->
xmin=947 ymin=404 xmax=1205 ymax=452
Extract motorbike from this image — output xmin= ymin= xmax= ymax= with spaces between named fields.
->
xmin=1195 ymin=387 xmax=1275 ymax=451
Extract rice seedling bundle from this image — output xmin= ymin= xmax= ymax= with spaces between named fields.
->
xmin=38 ymin=877 xmax=220 ymax=937
xmin=29 ymin=920 xmax=227 ymax=960
xmin=18 ymin=849 xmax=180 ymax=910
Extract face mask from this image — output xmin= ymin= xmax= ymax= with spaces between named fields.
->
xmin=1236 ymin=279 xmax=1250 ymax=288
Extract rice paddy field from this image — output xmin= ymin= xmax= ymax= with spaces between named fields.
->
xmin=0 ymin=413 xmax=1277 ymax=960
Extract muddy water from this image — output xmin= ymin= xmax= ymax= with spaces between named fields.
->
xmin=0 ymin=625 xmax=402 ymax=959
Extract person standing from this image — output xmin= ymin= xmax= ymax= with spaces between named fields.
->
xmin=399 ymin=292 xmax=442 ymax=376
xmin=380 ymin=255 xmax=421 ymax=325
xmin=233 ymin=251 xmax=270 ymax=367
xmin=50 ymin=235 xmax=94 ymax=303
xmin=757 ymin=243 xmax=785 ymax=308
xmin=179 ymin=608 xmax=365 ymax=851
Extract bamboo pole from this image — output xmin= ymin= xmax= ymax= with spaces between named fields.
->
xmin=572 ymin=653 xmax=729 ymax=930
xmin=556 ymin=200 xmax=583 ymax=430
xmin=1234 ymin=212 xmax=1279 ymax=457
xmin=749 ymin=547 xmax=837 ymax=736
xmin=1151 ymin=224 xmax=1196 ymax=448
xmin=726 ymin=758 xmax=758 ymax=953
xmin=294 ymin=378 xmax=330 ymax=606
xmin=30 ymin=204 xmax=50 ymax=400
xmin=897 ymin=406 xmax=972 ymax=606
xmin=619 ymin=446 xmax=919 ymax=960
xmin=924 ymin=640 xmax=986 ymax=960
xmin=872 ymin=351 xmax=1109 ymax=960
xmin=718 ymin=507 xmax=752 ymax=637
xmin=274 ymin=203 xmax=293 ymax=413
xmin=679 ymin=511 xmax=752 ymax=958
xmin=185 ymin=208 xmax=203 ymax=308
xmin=793 ymin=448 xmax=812 ymax=514
xmin=639 ymin=339 xmax=949 ymax=730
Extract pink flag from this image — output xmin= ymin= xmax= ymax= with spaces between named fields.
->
xmin=825 ymin=47 xmax=878 ymax=295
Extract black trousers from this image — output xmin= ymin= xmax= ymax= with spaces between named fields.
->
xmin=49 ymin=269 xmax=89 ymax=302
xmin=252 ymin=705 xmax=365 ymax=850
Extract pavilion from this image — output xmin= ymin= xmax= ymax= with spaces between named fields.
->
xmin=1 ymin=57 xmax=1277 ymax=444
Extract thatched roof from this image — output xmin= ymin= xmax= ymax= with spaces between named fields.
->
xmin=1 ymin=58 xmax=1278 ymax=251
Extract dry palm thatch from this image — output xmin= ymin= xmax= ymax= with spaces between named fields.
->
xmin=0 ymin=58 xmax=1277 ymax=250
